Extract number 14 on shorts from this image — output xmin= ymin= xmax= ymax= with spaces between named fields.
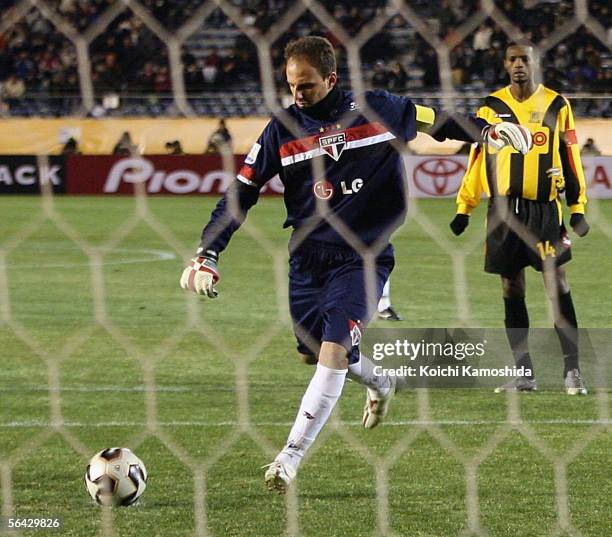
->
xmin=536 ymin=240 xmax=556 ymax=260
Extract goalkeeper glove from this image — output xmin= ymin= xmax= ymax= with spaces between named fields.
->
xmin=484 ymin=122 xmax=532 ymax=155
xmin=450 ymin=214 xmax=470 ymax=236
xmin=179 ymin=252 xmax=220 ymax=298
xmin=569 ymin=213 xmax=589 ymax=237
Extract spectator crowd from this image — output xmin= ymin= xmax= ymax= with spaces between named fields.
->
xmin=0 ymin=0 xmax=609 ymax=117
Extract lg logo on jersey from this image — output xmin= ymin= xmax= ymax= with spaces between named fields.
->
xmin=313 ymin=178 xmax=364 ymax=200
xmin=341 ymin=178 xmax=363 ymax=194
xmin=313 ymin=180 xmax=334 ymax=200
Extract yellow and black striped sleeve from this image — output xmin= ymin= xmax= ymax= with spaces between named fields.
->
xmin=558 ymin=99 xmax=587 ymax=214
xmin=455 ymin=106 xmax=491 ymax=215
xmin=456 ymin=142 xmax=486 ymax=215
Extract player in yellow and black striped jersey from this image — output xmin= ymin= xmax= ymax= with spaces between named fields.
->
xmin=449 ymin=43 xmax=589 ymax=395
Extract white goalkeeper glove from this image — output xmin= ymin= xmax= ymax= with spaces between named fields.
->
xmin=179 ymin=253 xmax=219 ymax=298
xmin=484 ymin=122 xmax=532 ymax=155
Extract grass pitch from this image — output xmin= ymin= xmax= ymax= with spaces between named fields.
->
xmin=1 ymin=196 xmax=611 ymax=537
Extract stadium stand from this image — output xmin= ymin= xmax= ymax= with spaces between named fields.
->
xmin=0 ymin=0 xmax=609 ymax=117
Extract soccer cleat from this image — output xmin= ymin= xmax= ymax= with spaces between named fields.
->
xmin=564 ymin=369 xmax=588 ymax=395
xmin=377 ymin=306 xmax=402 ymax=321
xmin=494 ymin=376 xmax=538 ymax=393
xmin=263 ymin=461 xmax=296 ymax=494
xmin=362 ymin=379 xmax=396 ymax=429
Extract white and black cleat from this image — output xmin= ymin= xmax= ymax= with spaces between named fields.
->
xmin=377 ymin=306 xmax=402 ymax=321
xmin=263 ymin=461 xmax=296 ymax=494
xmin=362 ymin=378 xmax=396 ymax=429
xmin=564 ymin=369 xmax=588 ymax=395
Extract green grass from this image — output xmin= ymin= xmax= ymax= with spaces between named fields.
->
xmin=0 ymin=196 xmax=611 ymax=537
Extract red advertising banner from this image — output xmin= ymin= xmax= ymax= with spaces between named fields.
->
xmin=65 ymin=155 xmax=284 ymax=195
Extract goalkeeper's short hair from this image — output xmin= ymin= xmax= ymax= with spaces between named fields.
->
xmin=284 ymin=36 xmax=336 ymax=78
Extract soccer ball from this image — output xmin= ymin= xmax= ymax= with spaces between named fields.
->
xmin=84 ymin=448 xmax=148 ymax=506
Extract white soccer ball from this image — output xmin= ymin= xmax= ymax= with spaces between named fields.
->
xmin=84 ymin=448 xmax=148 ymax=506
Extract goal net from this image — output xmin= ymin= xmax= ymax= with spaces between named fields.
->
xmin=0 ymin=1 xmax=610 ymax=536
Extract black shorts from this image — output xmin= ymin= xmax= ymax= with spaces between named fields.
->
xmin=485 ymin=197 xmax=572 ymax=278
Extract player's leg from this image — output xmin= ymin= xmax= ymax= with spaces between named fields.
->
xmin=301 ymin=347 xmax=395 ymax=404
xmin=297 ymin=248 xmax=397 ymax=426
xmin=265 ymin=341 xmax=348 ymax=493
xmin=532 ymin=200 xmax=586 ymax=394
xmin=485 ymin=198 xmax=536 ymax=392
xmin=347 ymin=352 xmax=394 ymax=397
xmin=298 ymin=346 xmax=395 ymax=428
xmin=495 ymin=270 xmax=538 ymax=392
xmin=378 ymin=279 xmax=391 ymax=311
xmin=265 ymin=247 xmax=398 ymax=492
xmin=542 ymin=265 xmax=587 ymax=394
xmin=346 ymin=251 xmax=398 ymax=426
xmin=298 ymin=354 xmax=398 ymax=406
xmin=277 ymin=341 xmax=348 ymax=475
xmin=266 ymin=251 xmax=348 ymax=493
xmin=266 ymin=252 xmax=398 ymax=491
xmin=377 ymin=278 xmax=402 ymax=321
xmin=347 ymin=349 xmax=396 ymax=428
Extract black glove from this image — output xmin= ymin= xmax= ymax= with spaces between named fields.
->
xmin=450 ymin=214 xmax=470 ymax=236
xmin=569 ymin=213 xmax=589 ymax=237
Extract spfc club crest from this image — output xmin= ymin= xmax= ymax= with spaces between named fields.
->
xmin=319 ymin=132 xmax=346 ymax=161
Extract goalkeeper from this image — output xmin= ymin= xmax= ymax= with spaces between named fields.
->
xmin=450 ymin=43 xmax=588 ymax=395
xmin=181 ymin=36 xmax=531 ymax=493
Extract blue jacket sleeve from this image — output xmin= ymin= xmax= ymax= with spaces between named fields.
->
xmin=367 ymin=91 xmax=418 ymax=142
xmin=197 ymin=181 xmax=260 ymax=255
xmin=370 ymin=91 xmax=489 ymax=143
xmin=196 ymin=120 xmax=282 ymax=256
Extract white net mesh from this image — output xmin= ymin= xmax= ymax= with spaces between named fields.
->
xmin=0 ymin=1 xmax=610 ymax=536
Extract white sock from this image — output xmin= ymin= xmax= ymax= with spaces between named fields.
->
xmin=277 ymin=363 xmax=347 ymax=469
xmin=378 ymin=279 xmax=391 ymax=311
xmin=347 ymin=353 xmax=393 ymax=397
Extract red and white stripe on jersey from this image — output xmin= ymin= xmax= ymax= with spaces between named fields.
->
xmin=279 ymin=122 xmax=396 ymax=167
xmin=237 ymin=164 xmax=257 ymax=187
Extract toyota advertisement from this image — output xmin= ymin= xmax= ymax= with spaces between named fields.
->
xmin=0 ymin=155 xmax=611 ymax=198
xmin=405 ymin=156 xmax=612 ymax=199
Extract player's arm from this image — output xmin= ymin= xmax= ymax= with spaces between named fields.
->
xmin=180 ymin=124 xmax=282 ymax=297
xmin=414 ymin=104 xmax=532 ymax=154
xmin=558 ymin=99 xmax=589 ymax=236
xmin=450 ymin=141 xmax=485 ymax=235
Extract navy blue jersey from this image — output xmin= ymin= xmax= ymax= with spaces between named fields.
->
xmin=199 ymin=89 xmax=484 ymax=255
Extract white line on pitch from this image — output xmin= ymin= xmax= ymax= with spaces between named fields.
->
xmin=0 ymin=419 xmax=610 ymax=428
xmin=5 ymin=247 xmax=176 ymax=269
